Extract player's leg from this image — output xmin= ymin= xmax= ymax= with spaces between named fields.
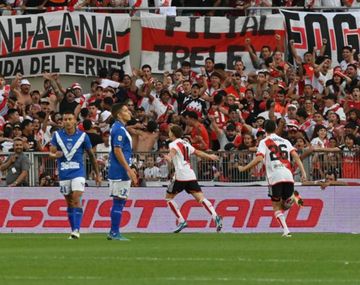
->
xmin=60 ymin=180 xmax=78 ymax=238
xmin=108 ymin=180 xmax=131 ymax=241
xmin=166 ymin=181 xmax=187 ymax=233
xmin=190 ymin=183 xmax=223 ymax=232
xmin=67 ymin=178 xmax=86 ymax=239
xmin=270 ymin=183 xmax=291 ymax=237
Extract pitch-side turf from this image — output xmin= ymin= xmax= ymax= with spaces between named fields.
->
xmin=0 ymin=233 xmax=359 ymax=285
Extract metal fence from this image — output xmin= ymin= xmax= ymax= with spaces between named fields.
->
xmin=0 ymin=150 xmax=359 ymax=186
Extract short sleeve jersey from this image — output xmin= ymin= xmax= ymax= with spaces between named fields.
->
xmin=256 ymin=133 xmax=296 ymax=185
xmin=108 ymin=120 xmax=133 ymax=180
xmin=169 ymin=138 xmax=196 ymax=181
xmin=50 ymin=129 xmax=92 ymax=180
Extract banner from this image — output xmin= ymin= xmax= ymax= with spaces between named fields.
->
xmin=281 ymin=10 xmax=360 ymax=66
xmin=140 ymin=15 xmax=284 ymax=73
xmin=0 ymin=186 xmax=359 ymax=233
xmin=0 ymin=12 xmax=131 ymax=77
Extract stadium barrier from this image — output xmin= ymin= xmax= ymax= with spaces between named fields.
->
xmin=0 ymin=150 xmax=359 ymax=186
xmin=0 ymin=186 xmax=358 ymax=233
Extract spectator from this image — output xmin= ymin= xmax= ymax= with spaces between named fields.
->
xmin=144 ymin=155 xmax=161 ymax=181
xmin=184 ymin=111 xmax=210 ymax=150
xmin=0 ymin=137 xmax=30 ymax=186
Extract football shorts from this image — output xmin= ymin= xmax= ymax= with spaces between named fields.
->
xmin=109 ymin=180 xmax=131 ymax=199
xmin=59 ymin=177 xmax=86 ymax=195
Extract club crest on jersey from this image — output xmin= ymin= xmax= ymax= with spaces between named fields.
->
xmin=66 ymin=143 xmax=73 ymax=149
xmin=118 ymin=135 xmax=123 ymax=141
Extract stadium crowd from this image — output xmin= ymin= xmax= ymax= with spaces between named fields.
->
xmin=0 ymin=32 xmax=359 ymax=186
xmin=0 ymin=0 xmax=359 ymax=16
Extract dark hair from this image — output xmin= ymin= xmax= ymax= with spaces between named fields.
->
xmin=296 ymin=108 xmax=308 ymax=120
xmin=80 ymin=108 xmax=89 ymax=118
xmin=83 ymin=119 xmax=93 ymax=131
xmin=21 ymin=119 xmax=33 ymax=130
xmin=264 ymin=120 xmax=276 ymax=133
xmin=181 ymin=61 xmax=191 ymax=67
xmin=111 ymin=103 xmax=127 ymax=119
xmin=7 ymin=108 xmax=18 ymax=117
xmin=266 ymin=99 xmax=274 ymax=110
xmin=311 ymin=125 xmax=327 ymax=140
xmin=141 ymin=64 xmax=152 ymax=71
xmin=345 ymin=133 xmax=356 ymax=142
xmin=37 ymin=111 xmax=46 ymax=120
xmin=170 ymin=124 xmax=183 ymax=138
xmin=205 ymin=57 xmax=214 ymax=63
xmin=185 ymin=111 xmax=198 ymax=120
xmin=103 ymin=97 xmax=114 ymax=106
xmin=147 ymin=121 xmax=158 ymax=133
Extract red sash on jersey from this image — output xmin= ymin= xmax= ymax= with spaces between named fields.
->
xmin=265 ymin=138 xmax=292 ymax=171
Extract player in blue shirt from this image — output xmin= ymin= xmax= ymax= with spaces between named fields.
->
xmin=49 ymin=111 xmax=101 ymax=239
xmin=107 ymin=103 xmax=137 ymax=241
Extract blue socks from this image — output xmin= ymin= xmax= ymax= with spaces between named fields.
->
xmin=67 ymin=207 xmax=83 ymax=232
xmin=74 ymin=208 xmax=83 ymax=231
xmin=67 ymin=207 xmax=75 ymax=231
xmin=110 ymin=198 xmax=126 ymax=234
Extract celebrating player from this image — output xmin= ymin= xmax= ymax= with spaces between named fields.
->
xmin=238 ymin=120 xmax=306 ymax=237
xmin=107 ymin=103 xmax=137 ymax=241
xmin=50 ymin=111 xmax=101 ymax=239
xmin=165 ymin=124 xmax=223 ymax=233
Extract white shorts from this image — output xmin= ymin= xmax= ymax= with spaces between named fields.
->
xmin=59 ymin=177 xmax=86 ymax=195
xmin=109 ymin=180 xmax=131 ymax=199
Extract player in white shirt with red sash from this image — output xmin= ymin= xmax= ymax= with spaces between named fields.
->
xmin=238 ymin=120 xmax=307 ymax=237
xmin=164 ymin=125 xmax=223 ymax=233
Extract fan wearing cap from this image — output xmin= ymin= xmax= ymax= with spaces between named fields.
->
xmin=286 ymin=120 xmax=300 ymax=145
xmin=59 ymin=88 xmax=81 ymax=116
xmin=148 ymin=89 xmax=174 ymax=122
xmin=181 ymin=83 xmax=207 ymax=118
xmin=209 ymin=116 xmax=242 ymax=151
xmin=323 ymin=93 xmax=346 ymax=123
xmin=284 ymin=104 xmax=298 ymax=124
xmin=10 ymin=74 xmax=32 ymax=105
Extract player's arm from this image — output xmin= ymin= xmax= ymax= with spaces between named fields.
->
xmin=238 ymin=155 xmax=263 ymax=172
xmin=164 ymin=148 xmax=177 ymax=163
xmin=114 ymin=147 xmax=137 ymax=184
xmin=291 ymin=150 xmax=307 ymax=182
xmin=49 ymin=145 xmax=63 ymax=159
xmin=86 ymin=148 xmax=102 ymax=186
xmin=194 ymin=149 xmax=218 ymax=161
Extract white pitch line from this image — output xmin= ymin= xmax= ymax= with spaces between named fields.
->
xmin=155 ymin=277 xmax=360 ymax=284
xmin=1 ymin=255 xmax=359 ymax=265
xmin=0 ymin=276 xmax=102 ymax=280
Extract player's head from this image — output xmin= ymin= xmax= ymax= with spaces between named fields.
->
xmin=111 ymin=103 xmax=131 ymax=123
xmin=264 ymin=120 xmax=276 ymax=134
xmin=169 ymin=125 xmax=183 ymax=141
xmin=63 ymin=111 xmax=77 ymax=132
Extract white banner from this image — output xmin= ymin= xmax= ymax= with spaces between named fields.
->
xmin=0 ymin=12 xmax=131 ymax=77
xmin=281 ymin=10 xmax=360 ymax=66
xmin=141 ymin=15 xmax=284 ymax=73
xmin=0 ymin=186 xmax=359 ymax=233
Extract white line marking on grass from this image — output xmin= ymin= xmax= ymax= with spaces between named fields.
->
xmin=2 ymin=255 xmax=359 ymax=265
xmin=1 ymin=276 xmax=102 ymax=280
xmin=157 ymin=277 xmax=360 ymax=284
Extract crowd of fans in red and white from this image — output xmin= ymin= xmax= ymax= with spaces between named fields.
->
xmin=0 ymin=34 xmax=359 ymax=185
xmin=0 ymin=0 xmax=359 ymax=16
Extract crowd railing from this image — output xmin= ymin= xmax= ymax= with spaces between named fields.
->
xmin=0 ymin=150 xmax=359 ymax=187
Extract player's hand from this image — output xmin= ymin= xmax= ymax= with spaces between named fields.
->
xmin=301 ymin=174 xmax=307 ymax=183
xmin=95 ymin=174 xmax=102 ymax=187
xmin=208 ymin=154 xmax=219 ymax=161
xmin=49 ymin=151 xmax=63 ymax=159
xmin=238 ymin=165 xmax=246 ymax=172
xmin=127 ymin=168 xmax=138 ymax=185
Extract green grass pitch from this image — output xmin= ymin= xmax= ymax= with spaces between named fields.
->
xmin=1 ymin=233 xmax=360 ymax=285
